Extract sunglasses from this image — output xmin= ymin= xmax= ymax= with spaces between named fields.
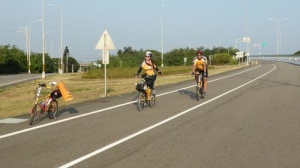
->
xmin=145 ymin=56 xmax=150 ymax=57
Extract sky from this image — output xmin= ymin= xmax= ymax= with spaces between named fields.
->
xmin=0 ymin=0 xmax=299 ymax=63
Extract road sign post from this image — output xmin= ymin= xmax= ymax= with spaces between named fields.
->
xmin=95 ymin=30 xmax=115 ymax=96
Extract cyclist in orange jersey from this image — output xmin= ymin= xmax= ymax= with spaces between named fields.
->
xmin=136 ymin=51 xmax=162 ymax=91
xmin=192 ymin=50 xmax=207 ymax=94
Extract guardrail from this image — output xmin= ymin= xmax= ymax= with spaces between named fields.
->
xmin=250 ymin=56 xmax=300 ymax=65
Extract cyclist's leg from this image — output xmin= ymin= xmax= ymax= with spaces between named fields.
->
xmin=203 ymin=69 xmax=208 ymax=93
xmin=144 ymin=77 xmax=151 ymax=100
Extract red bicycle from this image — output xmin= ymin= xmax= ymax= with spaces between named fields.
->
xmin=29 ymin=81 xmax=61 ymax=125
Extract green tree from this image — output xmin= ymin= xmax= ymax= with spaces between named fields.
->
xmin=66 ymin=56 xmax=80 ymax=72
xmin=212 ymin=53 xmax=236 ymax=65
xmin=294 ymin=51 xmax=300 ymax=55
xmin=0 ymin=45 xmax=26 ymax=74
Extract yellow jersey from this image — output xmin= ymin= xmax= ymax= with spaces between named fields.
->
xmin=141 ymin=60 xmax=157 ymax=76
xmin=193 ymin=59 xmax=205 ymax=70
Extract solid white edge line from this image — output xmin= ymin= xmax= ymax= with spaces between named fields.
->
xmin=0 ymin=65 xmax=261 ymax=140
xmin=59 ymin=65 xmax=275 ymax=168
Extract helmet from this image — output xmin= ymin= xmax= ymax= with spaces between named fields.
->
xmin=145 ymin=51 xmax=152 ymax=57
xmin=196 ymin=50 xmax=203 ymax=55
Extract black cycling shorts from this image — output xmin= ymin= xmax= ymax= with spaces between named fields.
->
xmin=195 ymin=68 xmax=208 ymax=77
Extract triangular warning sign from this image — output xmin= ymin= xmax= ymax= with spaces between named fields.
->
xmin=95 ymin=30 xmax=115 ymax=50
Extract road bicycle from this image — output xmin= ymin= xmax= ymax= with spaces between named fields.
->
xmin=29 ymin=81 xmax=61 ymax=125
xmin=193 ymin=72 xmax=205 ymax=101
xmin=134 ymin=75 xmax=156 ymax=111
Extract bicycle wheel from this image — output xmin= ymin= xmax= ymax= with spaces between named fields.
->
xmin=137 ymin=92 xmax=146 ymax=111
xmin=48 ymin=100 xmax=58 ymax=119
xmin=196 ymin=86 xmax=200 ymax=101
xmin=148 ymin=94 xmax=156 ymax=108
xmin=200 ymin=87 xmax=204 ymax=99
xmin=29 ymin=104 xmax=37 ymax=125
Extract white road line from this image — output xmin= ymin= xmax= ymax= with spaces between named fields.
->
xmin=0 ymin=65 xmax=261 ymax=140
xmin=59 ymin=65 xmax=275 ymax=168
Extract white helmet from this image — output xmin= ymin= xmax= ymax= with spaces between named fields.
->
xmin=145 ymin=51 xmax=152 ymax=57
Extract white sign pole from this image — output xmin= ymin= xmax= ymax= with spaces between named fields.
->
xmin=104 ymin=34 xmax=107 ymax=96
xmin=95 ymin=30 xmax=115 ymax=97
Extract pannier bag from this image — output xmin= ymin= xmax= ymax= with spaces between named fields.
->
xmin=136 ymin=83 xmax=146 ymax=92
xmin=50 ymin=89 xmax=62 ymax=99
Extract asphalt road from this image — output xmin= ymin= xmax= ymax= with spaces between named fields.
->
xmin=0 ymin=61 xmax=300 ymax=168
xmin=0 ymin=73 xmax=55 ymax=88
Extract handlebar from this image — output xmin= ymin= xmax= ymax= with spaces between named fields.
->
xmin=134 ymin=74 xmax=142 ymax=78
xmin=134 ymin=72 xmax=163 ymax=78
xmin=35 ymin=80 xmax=57 ymax=88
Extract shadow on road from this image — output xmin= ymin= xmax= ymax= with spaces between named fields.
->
xmin=178 ymin=89 xmax=197 ymax=101
xmin=57 ymin=107 xmax=79 ymax=117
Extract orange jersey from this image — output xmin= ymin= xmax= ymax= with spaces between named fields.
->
xmin=141 ymin=61 xmax=157 ymax=76
xmin=193 ymin=58 xmax=205 ymax=70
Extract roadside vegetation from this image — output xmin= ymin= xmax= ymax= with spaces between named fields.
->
xmin=1 ymin=44 xmax=243 ymax=75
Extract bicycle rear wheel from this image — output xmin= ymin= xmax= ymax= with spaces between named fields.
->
xmin=148 ymin=94 xmax=156 ymax=108
xmin=29 ymin=104 xmax=37 ymax=125
xmin=137 ymin=92 xmax=146 ymax=111
xmin=48 ymin=100 xmax=58 ymax=119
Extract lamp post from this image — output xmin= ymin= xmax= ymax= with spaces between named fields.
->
xmin=51 ymin=39 xmax=58 ymax=59
xmin=269 ymin=18 xmax=288 ymax=57
xmin=160 ymin=3 xmax=164 ymax=67
xmin=29 ymin=19 xmax=42 ymax=74
xmin=244 ymin=0 xmax=249 ymax=66
xmin=48 ymin=3 xmax=63 ymax=74
xmin=42 ymin=0 xmax=46 ymax=78
xmin=18 ymin=26 xmax=29 ymax=72
xmin=279 ymin=32 xmax=286 ymax=55
xmin=248 ymin=29 xmax=256 ymax=57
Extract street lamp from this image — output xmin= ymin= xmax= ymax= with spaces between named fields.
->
xmin=29 ymin=19 xmax=42 ymax=74
xmin=244 ymin=0 xmax=249 ymax=66
xmin=48 ymin=3 xmax=63 ymax=74
xmin=51 ymin=39 xmax=58 ymax=59
xmin=18 ymin=26 xmax=29 ymax=72
xmin=279 ymin=32 xmax=286 ymax=55
xmin=42 ymin=0 xmax=46 ymax=78
xmin=160 ymin=3 xmax=164 ymax=67
xmin=248 ymin=29 xmax=256 ymax=56
xmin=269 ymin=17 xmax=288 ymax=57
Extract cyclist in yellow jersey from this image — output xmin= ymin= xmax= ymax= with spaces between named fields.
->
xmin=136 ymin=51 xmax=162 ymax=91
xmin=192 ymin=50 xmax=207 ymax=94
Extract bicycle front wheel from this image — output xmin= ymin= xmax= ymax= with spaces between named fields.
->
xmin=196 ymin=86 xmax=200 ymax=101
xmin=29 ymin=104 xmax=37 ymax=125
xmin=48 ymin=100 xmax=58 ymax=119
xmin=137 ymin=93 xmax=146 ymax=111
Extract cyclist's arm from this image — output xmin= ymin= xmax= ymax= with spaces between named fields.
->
xmin=192 ymin=62 xmax=196 ymax=74
xmin=137 ymin=67 xmax=142 ymax=75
